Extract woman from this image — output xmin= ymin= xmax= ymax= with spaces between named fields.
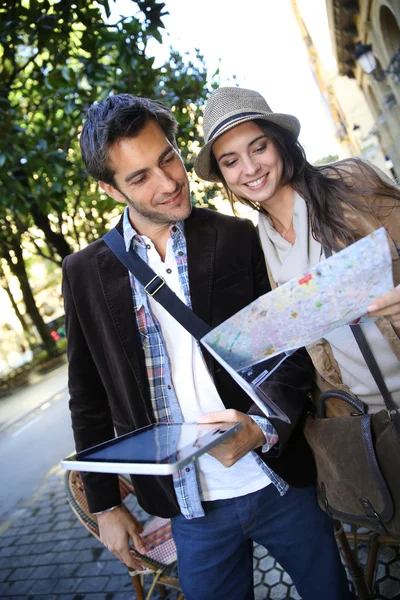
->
xmin=194 ymin=86 xmax=400 ymax=415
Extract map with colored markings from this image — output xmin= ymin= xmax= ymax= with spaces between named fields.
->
xmin=201 ymin=228 xmax=393 ymax=372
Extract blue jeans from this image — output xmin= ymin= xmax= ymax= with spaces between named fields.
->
xmin=171 ymin=484 xmax=351 ymax=600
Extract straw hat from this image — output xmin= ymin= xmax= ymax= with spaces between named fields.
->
xmin=194 ymin=87 xmax=300 ymax=182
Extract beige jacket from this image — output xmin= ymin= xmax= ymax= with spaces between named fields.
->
xmin=265 ymin=186 xmax=400 ymax=417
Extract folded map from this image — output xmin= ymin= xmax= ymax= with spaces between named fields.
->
xmin=201 ymin=227 xmax=393 ymax=420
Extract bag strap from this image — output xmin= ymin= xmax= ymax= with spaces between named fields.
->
xmin=103 ymin=227 xmax=211 ymax=340
xmin=317 ymin=389 xmax=366 ymax=418
xmin=350 ymin=324 xmax=400 ymax=429
xmin=324 ymin=245 xmax=400 ymax=431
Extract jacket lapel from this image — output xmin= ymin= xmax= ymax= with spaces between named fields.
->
xmin=96 ymin=246 xmax=151 ymax=407
xmin=185 ymin=207 xmax=216 ymax=326
xmin=96 ymin=209 xmax=217 ymax=402
xmin=185 ymin=209 xmax=217 ymax=373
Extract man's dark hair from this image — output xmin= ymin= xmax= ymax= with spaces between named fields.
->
xmin=79 ymin=94 xmax=179 ymax=184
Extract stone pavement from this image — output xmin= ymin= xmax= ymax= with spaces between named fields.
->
xmin=0 ymin=464 xmax=399 ymax=600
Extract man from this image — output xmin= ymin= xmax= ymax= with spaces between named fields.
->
xmin=63 ymin=94 xmax=351 ymax=600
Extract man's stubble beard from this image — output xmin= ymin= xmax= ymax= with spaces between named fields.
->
xmin=118 ymin=183 xmax=192 ymax=226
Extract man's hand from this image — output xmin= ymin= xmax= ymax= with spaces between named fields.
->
xmin=97 ymin=506 xmax=146 ymax=571
xmin=197 ymin=409 xmax=265 ymax=467
xmin=368 ymin=284 xmax=400 ymax=326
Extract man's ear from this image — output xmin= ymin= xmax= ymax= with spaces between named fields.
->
xmin=99 ymin=181 xmax=125 ymax=204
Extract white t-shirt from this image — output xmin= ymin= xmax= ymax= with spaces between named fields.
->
xmin=144 ymin=235 xmax=270 ymax=501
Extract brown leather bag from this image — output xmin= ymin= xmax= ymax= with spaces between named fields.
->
xmin=305 ymin=389 xmax=400 ymax=538
xmin=304 ymin=324 xmax=400 ymax=538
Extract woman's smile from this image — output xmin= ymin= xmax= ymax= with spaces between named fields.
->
xmin=213 ymin=121 xmax=283 ymax=205
xmin=244 ymin=173 xmax=269 ymax=190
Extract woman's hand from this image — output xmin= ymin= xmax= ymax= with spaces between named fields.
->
xmin=368 ymin=284 xmax=400 ymax=326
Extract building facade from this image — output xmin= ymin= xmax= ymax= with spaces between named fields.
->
xmin=326 ymin=0 xmax=400 ymax=177
xmin=292 ymin=0 xmax=358 ymax=158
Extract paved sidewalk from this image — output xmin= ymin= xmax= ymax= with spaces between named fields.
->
xmin=0 ymin=360 xmax=68 ymax=433
xmin=0 ymin=464 xmax=399 ymax=599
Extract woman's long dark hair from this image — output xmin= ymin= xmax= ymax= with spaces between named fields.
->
xmin=210 ymin=120 xmax=400 ymax=251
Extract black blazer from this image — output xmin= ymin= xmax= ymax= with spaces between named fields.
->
xmin=62 ymin=207 xmax=316 ymax=517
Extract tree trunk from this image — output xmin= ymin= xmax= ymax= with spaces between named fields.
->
xmin=5 ymin=242 xmax=58 ymax=358
xmin=0 ymin=279 xmax=37 ymax=350
xmin=14 ymin=169 xmax=72 ymax=261
xmin=29 ymin=201 xmax=72 ymax=261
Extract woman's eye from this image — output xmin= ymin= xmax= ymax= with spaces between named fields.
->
xmin=224 ymin=159 xmax=238 ymax=168
xmin=254 ymin=144 xmax=267 ymax=153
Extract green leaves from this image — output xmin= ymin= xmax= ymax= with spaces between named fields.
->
xmin=0 ymin=0 xmax=220 ymax=269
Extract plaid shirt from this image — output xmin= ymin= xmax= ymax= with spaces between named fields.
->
xmin=123 ymin=208 xmax=288 ymax=519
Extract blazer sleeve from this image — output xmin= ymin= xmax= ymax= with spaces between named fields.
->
xmin=247 ymin=347 xmax=314 ymax=456
xmin=62 ymin=256 xmax=121 ymax=513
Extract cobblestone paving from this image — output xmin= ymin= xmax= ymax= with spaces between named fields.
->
xmin=0 ymin=465 xmax=399 ymax=599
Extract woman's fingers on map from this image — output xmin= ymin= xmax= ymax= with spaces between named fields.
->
xmin=368 ymin=284 xmax=400 ymax=324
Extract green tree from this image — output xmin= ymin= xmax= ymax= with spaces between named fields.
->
xmin=0 ymin=0 xmax=219 ymax=356
xmin=0 ymin=220 xmax=58 ymax=356
xmin=0 ymin=260 xmax=36 ymax=350
xmin=313 ymin=154 xmax=340 ymax=166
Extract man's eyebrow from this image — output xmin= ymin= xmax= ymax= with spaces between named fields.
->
xmin=216 ymin=134 xmax=268 ymax=163
xmin=124 ymin=146 xmax=174 ymax=183
xmin=125 ymin=168 xmax=147 ymax=183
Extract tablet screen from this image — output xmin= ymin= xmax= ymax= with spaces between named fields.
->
xmin=77 ymin=423 xmax=225 ymax=465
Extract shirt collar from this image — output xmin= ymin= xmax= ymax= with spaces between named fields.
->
xmin=122 ymin=207 xmax=185 ymax=251
xmin=122 ymin=208 xmax=140 ymax=252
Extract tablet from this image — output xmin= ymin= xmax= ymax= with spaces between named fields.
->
xmin=61 ymin=422 xmax=242 ymax=476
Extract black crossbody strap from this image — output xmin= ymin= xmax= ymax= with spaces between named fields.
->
xmin=350 ymin=324 xmax=398 ymax=414
xmin=103 ymin=228 xmax=211 ymax=340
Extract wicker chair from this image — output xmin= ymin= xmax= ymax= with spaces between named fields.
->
xmin=334 ymin=521 xmax=373 ymax=600
xmin=64 ymin=470 xmax=184 ymax=600
xmin=335 ymin=521 xmax=400 ymax=600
